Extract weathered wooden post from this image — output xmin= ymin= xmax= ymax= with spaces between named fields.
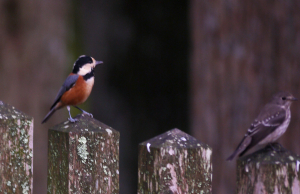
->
xmin=47 ymin=114 xmax=119 ymax=194
xmin=138 ymin=128 xmax=212 ymax=194
xmin=0 ymin=101 xmax=33 ymax=193
xmin=237 ymin=143 xmax=300 ymax=193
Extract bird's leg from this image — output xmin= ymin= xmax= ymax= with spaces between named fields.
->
xmin=74 ymin=106 xmax=93 ymax=118
xmin=267 ymin=142 xmax=285 ymax=152
xmin=267 ymin=143 xmax=276 ymax=151
xmin=67 ymin=106 xmax=77 ymax=123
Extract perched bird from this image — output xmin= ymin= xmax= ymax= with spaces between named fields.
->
xmin=42 ymin=55 xmax=103 ymax=124
xmin=227 ymin=91 xmax=297 ymax=161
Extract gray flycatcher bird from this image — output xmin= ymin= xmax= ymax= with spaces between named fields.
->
xmin=227 ymin=91 xmax=297 ymax=161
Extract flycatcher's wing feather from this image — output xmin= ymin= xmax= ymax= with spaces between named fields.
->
xmin=238 ymin=106 xmax=286 ymax=157
xmin=227 ymin=105 xmax=286 ymax=160
xmin=247 ymin=105 xmax=286 ymax=135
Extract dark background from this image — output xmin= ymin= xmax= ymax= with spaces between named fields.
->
xmin=1 ymin=1 xmax=300 ymax=193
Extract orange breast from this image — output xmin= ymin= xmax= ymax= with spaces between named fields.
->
xmin=60 ymin=76 xmax=94 ymax=106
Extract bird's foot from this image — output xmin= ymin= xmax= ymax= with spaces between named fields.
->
xmin=267 ymin=142 xmax=285 ymax=152
xmin=82 ymin=110 xmax=93 ymax=118
xmin=68 ymin=117 xmax=78 ymax=123
xmin=73 ymin=106 xmax=93 ymax=118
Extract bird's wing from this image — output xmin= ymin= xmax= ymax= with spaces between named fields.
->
xmin=237 ymin=106 xmax=286 ymax=156
xmin=50 ymin=74 xmax=79 ymax=110
xmin=227 ymin=105 xmax=287 ymax=160
xmin=247 ymin=106 xmax=286 ymax=136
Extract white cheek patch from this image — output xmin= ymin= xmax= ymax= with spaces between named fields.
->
xmin=78 ymin=65 xmax=95 ymax=76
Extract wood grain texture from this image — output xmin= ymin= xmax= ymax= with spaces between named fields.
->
xmin=138 ymin=128 xmax=212 ymax=194
xmin=47 ymin=114 xmax=119 ymax=194
xmin=0 ymin=101 xmax=33 ymax=194
xmin=237 ymin=143 xmax=300 ymax=194
xmin=0 ymin=1 xmax=70 ymax=193
xmin=190 ymin=0 xmax=300 ymax=193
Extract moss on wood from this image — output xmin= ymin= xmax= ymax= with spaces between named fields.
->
xmin=237 ymin=143 xmax=300 ymax=194
xmin=138 ymin=128 xmax=212 ymax=194
xmin=0 ymin=101 xmax=33 ymax=194
xmin=47 ymin=114 xmax=119 ymax=194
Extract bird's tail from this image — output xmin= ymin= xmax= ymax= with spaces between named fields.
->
xmin=226 ymin=150 xmax=239 ymax=161
xmin=226 ymin=136 xmax=251 ymax=161
xmin=41 ymin=108 xmax=56 ymax=124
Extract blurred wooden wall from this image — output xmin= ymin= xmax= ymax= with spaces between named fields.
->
xmin=190 ymin=0 xmax=300 ymax=193
xmin=0 ymin=1 xmax=70 ymax=193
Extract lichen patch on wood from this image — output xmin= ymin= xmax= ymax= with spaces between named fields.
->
xmin=237 ymin=143 xmax=300 ymax=194
xmin=47 ymin=114 xmax=119 ymax=194
xmin=138 ymin=128 xmax=212 ymax=194
xmin=0 ymin=101 xmax=33 ymax=194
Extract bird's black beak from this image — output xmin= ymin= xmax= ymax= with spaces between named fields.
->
xmin=96 ymin=61 xmax=103 ymax=66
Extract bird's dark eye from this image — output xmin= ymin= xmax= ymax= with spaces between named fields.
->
xmin=282 ymin=97 xmax=286 ymax=100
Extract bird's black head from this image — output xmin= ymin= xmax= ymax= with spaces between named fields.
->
xmin=72 ymin=55 xmax=103 ymax=75
xmin=72 ymin=55 xmax=93 ymax=74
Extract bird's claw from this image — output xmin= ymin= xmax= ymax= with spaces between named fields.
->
xmin=267 ymin=142 xmax=285 ymax=152
xmin=68 ymin=117 xmax=78 ymax=123
xmin=82 ymin=111 xmax=93 ymax=118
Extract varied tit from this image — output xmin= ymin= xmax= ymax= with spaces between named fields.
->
xmin=42 ymin=55 xmax=103 ymax=124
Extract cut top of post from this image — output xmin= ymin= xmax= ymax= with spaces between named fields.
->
xmin=139 ymin=128 xmax=210 ymax=150
xmin=0 ymin=100 xmax=32 ymax=120
xmin=239 ymin=143 xmax=300 ymax=164
xmin=50 ymin=114 xmax=118 ymax=134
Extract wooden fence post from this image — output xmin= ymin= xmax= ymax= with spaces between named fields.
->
xmin=47 ymin=114 xmax=119 ymax=194
xmin=138 ymin=128 xmax=212 ymax=194
xmin=0 ymin=101 xmax=33 ymax=193
xmin=237 ymin=143 xmax=300 ymax=193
